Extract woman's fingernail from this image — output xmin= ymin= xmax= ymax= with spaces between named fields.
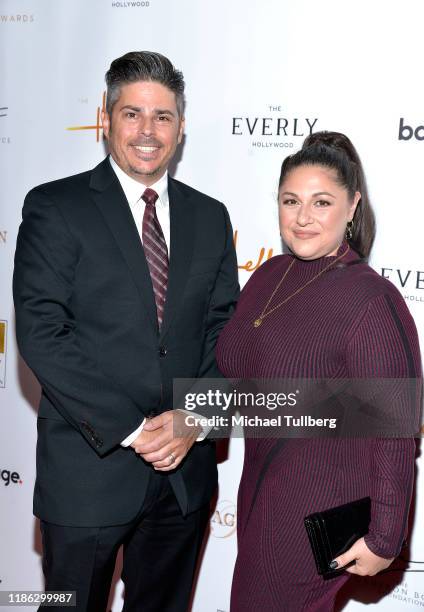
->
xmin=329 ymin=560 xmax=339 ymax=569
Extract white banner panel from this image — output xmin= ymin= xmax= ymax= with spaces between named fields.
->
xmin=1 ymin=1 xmax=423 ymax=610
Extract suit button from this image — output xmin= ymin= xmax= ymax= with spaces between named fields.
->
xmin=159 ymin=346 xmax=167 ymax=357
xmin=81 ymin=421 xmax=93 ymax=434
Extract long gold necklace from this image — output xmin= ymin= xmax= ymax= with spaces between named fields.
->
xmin=253 ymin=245 xmax=350 ymax=328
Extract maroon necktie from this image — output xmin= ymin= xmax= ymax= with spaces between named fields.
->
xmin=141 ymin=188 xmax=168 ymax=328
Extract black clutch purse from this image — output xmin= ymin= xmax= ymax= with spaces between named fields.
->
xmin=304 ymin=497 xmax=371 ymax=579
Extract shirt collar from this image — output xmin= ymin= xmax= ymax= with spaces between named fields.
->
xmin=108 ymin=155 xmax=169 ymax=209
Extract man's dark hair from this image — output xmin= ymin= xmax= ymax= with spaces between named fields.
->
xmin=105 ymin=51 xmax=185 ymax=116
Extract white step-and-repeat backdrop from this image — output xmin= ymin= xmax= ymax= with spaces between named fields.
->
xmin=1 ymin=0 xmax=423 ymax=610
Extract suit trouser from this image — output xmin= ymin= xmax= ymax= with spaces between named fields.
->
xmin=39 ymin=470 xmax=210 ymax=612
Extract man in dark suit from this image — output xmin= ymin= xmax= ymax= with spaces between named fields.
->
xmin=13 ymin=51 xmax=239 ymax=612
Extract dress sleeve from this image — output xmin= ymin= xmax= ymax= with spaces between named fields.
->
xmin=346 ymin=291 xmax=422 ymax=558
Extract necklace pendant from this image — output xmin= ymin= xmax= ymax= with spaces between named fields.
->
xmin=253 ymin=318 xmax=263 ymax=328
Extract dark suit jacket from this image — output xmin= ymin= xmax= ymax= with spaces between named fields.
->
xmin=13 ymin=157 xmax=239 ymax=527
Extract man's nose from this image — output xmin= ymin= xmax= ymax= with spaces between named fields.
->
xmin=139 ymin=116 xmax=155 ymax=136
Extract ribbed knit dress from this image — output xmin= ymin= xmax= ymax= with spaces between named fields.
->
xmin=216 ymin=241 xmax=421 ymax=612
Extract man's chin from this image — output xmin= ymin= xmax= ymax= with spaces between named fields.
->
xmin=127 ymin=164 xmax=165 ymax=183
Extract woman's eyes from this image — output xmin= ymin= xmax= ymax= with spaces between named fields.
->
xmin=281 ymin=199 xmax=332 ymax=207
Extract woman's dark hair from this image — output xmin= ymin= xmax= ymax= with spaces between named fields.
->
xmin=278 ymin=131 xmax=376 ymax=258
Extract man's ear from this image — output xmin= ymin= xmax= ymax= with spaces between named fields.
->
xmin=177 ymin=116 xmax=185 ymax=144
xmin=102 ymin=110 xmax=110 ymax=139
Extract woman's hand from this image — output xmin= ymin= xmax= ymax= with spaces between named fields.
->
xmin=331 ymin=537 xmax=394 ymax=576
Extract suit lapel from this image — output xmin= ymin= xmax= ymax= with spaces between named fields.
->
xmin=160 ymin=177 xmax=195 ymax=340
xmin=89 ymin=158 xmax=158 ymax=332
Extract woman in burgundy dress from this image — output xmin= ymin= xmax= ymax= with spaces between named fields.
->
xmin=216 ymin=131 xmax=421 ymax=611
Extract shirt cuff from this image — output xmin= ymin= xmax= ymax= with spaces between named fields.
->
xmin=177 ymin=409 xmax=213 ymax=441
xmin=121 ymin=419 xmax=146 ymax=447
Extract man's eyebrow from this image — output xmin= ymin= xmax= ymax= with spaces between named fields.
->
xmin=155 ymin=109 xmax=176 ymax=117
xmin=119 ymin=105 xmax=141 ymax=112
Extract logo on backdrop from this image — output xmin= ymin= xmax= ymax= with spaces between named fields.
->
xmin=1 ymin=469 xmax=23 ymax=486
xmin=0 ymin=14 xmax=34 ymax=23
xmin=67 ymin=92 xmax=106 ymax=142
xmin=398 ymin=118 xmax=424 ymax=141
xmin=380 ymin=267 xmax=424 ymax=306
xmin=232 ymin=104 xmax=318 ymax=150
xmin=380 ymin=577 xmax=424 ymax=607
xmin=234 ymin=230 xmax=274 ymax=273
xmin=210 ymin=499 xmax=237 ymax=538
xmin=0 ymin=321 xmax=6 ymax=388
xmin=0 ymin=106 xmax=11 ymax=145
xmin=111 ymin=1 xmax=150 ymax=6
xmin=0 ymin=231 xmax=7 ymax=245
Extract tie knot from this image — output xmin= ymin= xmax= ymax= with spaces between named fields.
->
xmin=142 ymin=188 xmax=159 ymax=207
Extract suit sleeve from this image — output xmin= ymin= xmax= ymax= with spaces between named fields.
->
xmin=346 ymin=292 xmax=422 ymax=558
xmin=13 ymin=188 xmax=145 ymax=456
xmin=178 ymin=203 xmax=240 ymax=439
xmin=197 ymin=203 xmax=240 ymax=379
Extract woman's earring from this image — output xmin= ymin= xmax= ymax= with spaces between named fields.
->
xmin=346 ymin=221 xmax=353 ymax=240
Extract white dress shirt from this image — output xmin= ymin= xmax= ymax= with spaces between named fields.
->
xmin=109 ymin=156 xmax=171 ymax=252
xmin=108 ymin=157 xmax=208 ymax=446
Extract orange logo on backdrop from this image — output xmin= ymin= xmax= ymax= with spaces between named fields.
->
xmin=0 ymin=320 xmax=6 ymax=388
xmin=67 ymin=92 xmax=106 ymax=142
xmin=0 ymin=322 xmax=5 ymax=354
xmin=234 ymin=230 xmax=274 ymax=272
